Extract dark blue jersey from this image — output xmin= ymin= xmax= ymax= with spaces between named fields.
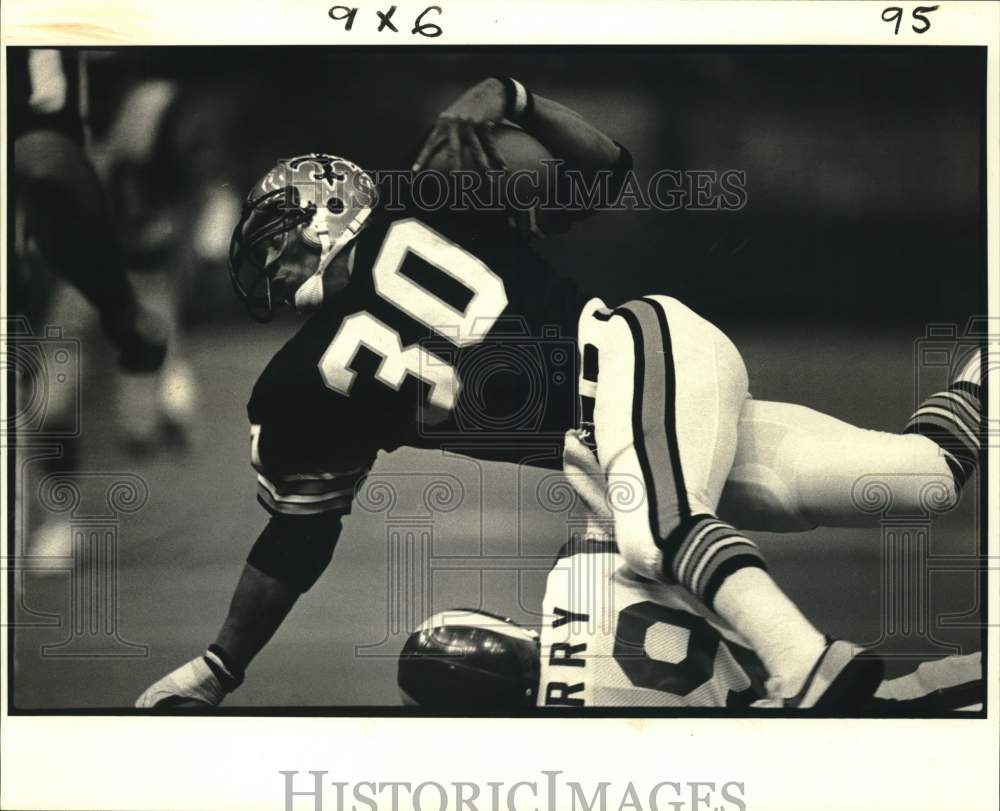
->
xmin=247 ymin=206 xmax=584 ymax=517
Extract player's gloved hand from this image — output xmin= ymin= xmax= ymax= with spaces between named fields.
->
xmin=412 ymin=77 xmax=509 ymax=174
xmin=102 ymin=303 xmax=169 ymax=374
xmin=135 ymin=656 xmax=225 ymax=709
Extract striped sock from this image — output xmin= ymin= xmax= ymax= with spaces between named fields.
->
xmin=665 ymin=513 xmax=768 ymax=610
xmin=904 ymin=375 xmax=981 ymax=489
xmin=203 ymin=644 xmax=245 ymax=693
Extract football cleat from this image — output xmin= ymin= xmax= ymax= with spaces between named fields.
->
xmin=135 ymin=656 xmax=226 ymax=709
xmin=754 ymin=639 xmax=885 ymax=712
xmin=229 ymin=153 xmax=378 ymax=321
xmin=398 ymin=609 xmax=540 ymax=710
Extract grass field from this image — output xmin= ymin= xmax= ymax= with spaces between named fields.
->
xmin=10 ymin=319 xmax=983 ymax=709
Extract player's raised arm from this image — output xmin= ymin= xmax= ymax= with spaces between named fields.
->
xmin=518 ymin=87 xmax=625 ymax=172
xmin=412 ymin=76 xmax=628 ymax=175
xmin=412 ymin=77 xmax=632 ymax=238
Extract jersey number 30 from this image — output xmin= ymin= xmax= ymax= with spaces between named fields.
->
xmin=318 ymin=219 xmax=508 ymax=418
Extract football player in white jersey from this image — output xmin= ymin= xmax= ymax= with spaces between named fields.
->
xmin=535 ymin=503 xmax=983 ymax=710
xmin=400 ymin=558 xmax=983 ymax=712
xmin=398 ymin=569 xmax=983 ymax=712
xmin=400 ymin=435 xmax=984 ymax=712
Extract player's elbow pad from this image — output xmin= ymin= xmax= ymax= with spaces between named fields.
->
xmin=247 ymin=512 xmax=343 ymax=593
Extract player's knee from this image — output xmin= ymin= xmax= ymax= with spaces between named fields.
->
xmin=719 ymin=466 xmax=816 ymax=532
xmin=721 ymin=402 xmax=817 ymax=531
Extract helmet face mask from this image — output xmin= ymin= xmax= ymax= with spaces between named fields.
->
xmin=229 ymin=154 xmax=378 ymax=322
xmin=228 ymin=188 xmax=312 ymax=321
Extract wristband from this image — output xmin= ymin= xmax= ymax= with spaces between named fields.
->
xmin=494 ymin=76 xmax=534 ymax=123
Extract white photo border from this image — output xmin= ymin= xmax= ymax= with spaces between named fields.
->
xmin=1 ymin=1 xmax=998 ymax=810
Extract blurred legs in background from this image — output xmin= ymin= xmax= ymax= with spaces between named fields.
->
xmin=14 ymin=130 xmax=168 ymax=374
xmin=13 ymin=127 xmax=169 ymax=565
xmin=96 ymin=77 xmax=204 ymax=451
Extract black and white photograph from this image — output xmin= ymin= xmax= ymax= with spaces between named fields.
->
xmin=2 ymin=2 xmax=998 ymax=810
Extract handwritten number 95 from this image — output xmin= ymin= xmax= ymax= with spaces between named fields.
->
xmin=882 ymin=5 xmax=938 ymax=35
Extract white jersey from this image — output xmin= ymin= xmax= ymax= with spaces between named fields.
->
xmin=539 ymin=536 xmax=768 ymax=708
xmin=538 ymin=536 xmax=984 ymax=711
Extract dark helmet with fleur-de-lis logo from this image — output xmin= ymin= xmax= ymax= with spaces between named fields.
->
xmin=228 ymin=153 xmax=378 ymax=321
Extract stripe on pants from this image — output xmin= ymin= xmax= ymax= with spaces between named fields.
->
xmin=614 ymin=298 xmax=689 ymax=577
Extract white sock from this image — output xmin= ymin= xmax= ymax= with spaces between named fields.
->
xmin=713 ymin=567 xmax=826 ymax=697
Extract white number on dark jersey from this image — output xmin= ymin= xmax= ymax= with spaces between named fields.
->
xmin=319 ymin=218 xmax=509 ymax=419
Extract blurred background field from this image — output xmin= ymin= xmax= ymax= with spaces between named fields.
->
xmin=8 ymin=47 xmax=986 ymax=708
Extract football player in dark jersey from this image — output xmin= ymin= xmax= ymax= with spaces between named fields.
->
xmin=137 ymin=76 xmax=631 ymax=707
xmin=136 ymin=77 xmax=982 ymax=709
